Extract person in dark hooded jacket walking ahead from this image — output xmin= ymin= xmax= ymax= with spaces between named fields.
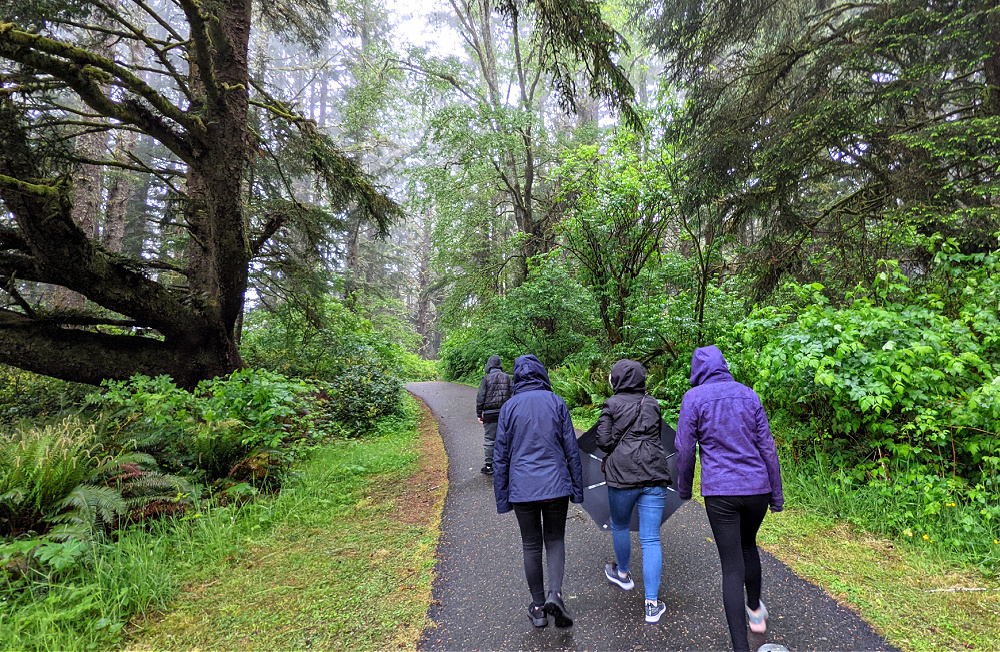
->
xmin=493 ymin=355 xmax=584 ymax=629
xmin=476 ymin=355 xmax=511 ymax=474
xmin=676 ymin=345 xmax=783 ymax=652
xmin=596 ymin=359 xmax=673 ymax=624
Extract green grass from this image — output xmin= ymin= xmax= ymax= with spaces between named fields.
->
xmin=758 ymin=507 xmax=1000 ymax=652
xmin=127 ymin=393 xmax=441 ymax=651
xmin=1 ymin=395 xmax=441 ymax=652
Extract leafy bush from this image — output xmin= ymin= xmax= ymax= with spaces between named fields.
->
xmin=728 ymin=242 xmax=1000 ymax=567
xmin=242 ymin=300 xmax=426 ymax=379
xmin=91 ymin=370 xmax=321 ymax=479
xmin=440 ymin=260 xmax=602 ymax=381
xmin=241 ymin=304 xmax=405 ymax=426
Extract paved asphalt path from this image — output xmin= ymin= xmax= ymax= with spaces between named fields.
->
xmin=409 ymin=381 xmax=898 ymax=652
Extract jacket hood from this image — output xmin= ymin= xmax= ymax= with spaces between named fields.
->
xmin=690 ymin=345 xmax=734 ymax=386
xmin=484 ymin=355 xmax=502 ymax=374
xmin=609 ymin=359 xmax=646 ymax=393
xmin=512 ymin=354 xmax=551 ymax=393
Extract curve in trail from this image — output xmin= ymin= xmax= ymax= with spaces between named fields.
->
xmin=409 ymin=381 xmax=897 ymax=652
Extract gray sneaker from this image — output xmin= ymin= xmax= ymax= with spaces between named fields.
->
xmin=645 ymin=600 xmax=666 ymax=623
xmin=605 ymin=563 xmax=634 ymax=590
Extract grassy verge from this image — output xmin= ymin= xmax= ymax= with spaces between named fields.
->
xmin=758 ymin=492 xmax=999 ymax=652
xmin=125 ymin=393 xmax=446 ymax=651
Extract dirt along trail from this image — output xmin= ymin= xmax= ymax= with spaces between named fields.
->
xmin=408 ymin=381 xmax=898 ymax=652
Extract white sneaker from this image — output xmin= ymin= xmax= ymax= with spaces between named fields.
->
xmin=645 ymin=600 xmax=666 ymax=623
xmin=604 ymin=563 xmax=634 ymax=590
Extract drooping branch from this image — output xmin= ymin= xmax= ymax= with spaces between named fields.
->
xmin=0 ymin=319 xmax=221 ymax=388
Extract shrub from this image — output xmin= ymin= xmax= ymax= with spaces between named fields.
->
xmin=0 ymin=367 xmax=90 ymax=426
xmin=727 ymin=242 xmax=1000 ymax=567
xmin=92 ymin=371 xmax=321 ymax=478
xmin=241 ymin=305 xmax=405 ymax=428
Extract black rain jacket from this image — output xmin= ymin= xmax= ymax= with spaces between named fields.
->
xmin=476 ymin=355 xmax=512 ymax=422
xmin=596 ymin=359 xmax=673 ymax=489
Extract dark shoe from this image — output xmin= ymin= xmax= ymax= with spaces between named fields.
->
xmin=528 ymin=603 xmax=547 ymax=628
xmin=480 ymin=463 xmax=493 ymax=475
xmin=645 ymin=600 xmax=666 ymax=623
xmin=605 ymin=562 xmax=634 ymax=590
xmin=544 ymin=591 xmax=573 ymax=628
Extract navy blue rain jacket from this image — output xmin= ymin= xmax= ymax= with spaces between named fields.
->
xmin=493 ymin=355 xmax=584 ymax=514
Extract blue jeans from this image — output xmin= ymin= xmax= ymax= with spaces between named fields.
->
xmin=607 ymin=484 xmax=668 ymax=602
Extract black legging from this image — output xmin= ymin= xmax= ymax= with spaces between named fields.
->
xmin=704 ymin=493 xmax=770 ymax=652
xmin=512 ymin=496 xmax=569 ymax=606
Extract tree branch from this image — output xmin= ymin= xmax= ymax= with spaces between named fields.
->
xmin=0 ymin=24 xmax=203 ymax=160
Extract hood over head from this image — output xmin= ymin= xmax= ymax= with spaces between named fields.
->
xmin=484 ymin=355 xmax=502 ymax=374
xmin=512 ymin=354 xmax=552 ymax=393
xmin=690 ymin=345 xmax=734 ymax=386
xmin=609 ymin=359 xmax=646 ymax=394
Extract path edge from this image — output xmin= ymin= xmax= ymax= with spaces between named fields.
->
xmin=397 ymin=392 xmax=450 ymax=650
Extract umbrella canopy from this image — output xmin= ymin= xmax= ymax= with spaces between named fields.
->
xmin=577 ymin=419 xmax=683 ymax=532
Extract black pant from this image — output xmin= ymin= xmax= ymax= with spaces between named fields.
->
xmin=704 ymin=493 xmax=770 ymax=652
xmin=512 ymin=497 xmax=569 ymax=606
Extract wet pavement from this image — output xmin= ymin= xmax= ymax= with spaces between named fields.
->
xmin=409 ymin=381 xmax=898 ymax=652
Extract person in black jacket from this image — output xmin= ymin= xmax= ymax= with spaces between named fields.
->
xmin=493 ymin=355 xmax=584 ymax=628
xmin=596 ymin=359 xmax=673 ymax=624
xmin=476 ymin=354 xmax=511 ymax=475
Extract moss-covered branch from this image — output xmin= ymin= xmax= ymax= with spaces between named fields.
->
xmin=177 ymin=0 xmax=223 ymax=111
xmin=0 ymin=23 xmax=204 ymax=158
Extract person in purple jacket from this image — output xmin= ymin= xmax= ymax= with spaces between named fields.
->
xmin=494 ymin=355 xmax=584 ymax=629
xmin=675 ymin=345 xmax=784 ymax=652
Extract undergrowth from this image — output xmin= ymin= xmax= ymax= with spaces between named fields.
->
xmin=1 ymin=398 xmax=424 ymax=652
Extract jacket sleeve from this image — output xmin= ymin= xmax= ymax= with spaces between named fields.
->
xmin=476 ymin=376 xmax=487 ymax=418
xmin=559 ymin=400 xmax=584 ymax=504
xmin=492 ymin=406 xmax=512 ymax=514
xmin=754 ymin=401 xmax=784 ymax=512
xmin=675 ymin=393 xmax=698 ymax=501
xmin=595 ymin=401 xmax=616 ymax=454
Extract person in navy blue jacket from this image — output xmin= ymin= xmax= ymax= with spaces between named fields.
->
xmin=676 ymin=345 xmax=784 ymax=652
xmin=493 ymin=354 xmax=584 ymax=629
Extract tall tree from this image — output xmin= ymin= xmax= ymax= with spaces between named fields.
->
xmin=409 ymin=0 xmax=640 ymax=283
xmin=0 ymin=0 xmax=399 ymax=387
xmin=557 ymin=133 xmax=675 ymax=347
xmin=635 ymin=0 xmax=1000 ymax=298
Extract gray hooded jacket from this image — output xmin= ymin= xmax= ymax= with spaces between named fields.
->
xmin=596 ymin=359 xmax=673 ymax=489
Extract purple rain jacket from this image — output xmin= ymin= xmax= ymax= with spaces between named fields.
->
xmin=675 ymin=346 xmax=784 ymax=511
xmin=493 ymin=355 xmax=584 ymax=514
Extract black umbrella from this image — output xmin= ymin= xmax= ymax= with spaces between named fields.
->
xmin=576 ymin=419 xmax=683 ymax=531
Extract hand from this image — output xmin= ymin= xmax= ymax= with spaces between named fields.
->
xmin=477 ymin=417 xmax=483 ymax=424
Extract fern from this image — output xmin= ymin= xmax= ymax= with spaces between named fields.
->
xmin=48 ymin=485 xmax=126 ymax=540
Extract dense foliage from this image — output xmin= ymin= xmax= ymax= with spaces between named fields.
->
xmin=723 ymin=243 xmax=1000 ymax=565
